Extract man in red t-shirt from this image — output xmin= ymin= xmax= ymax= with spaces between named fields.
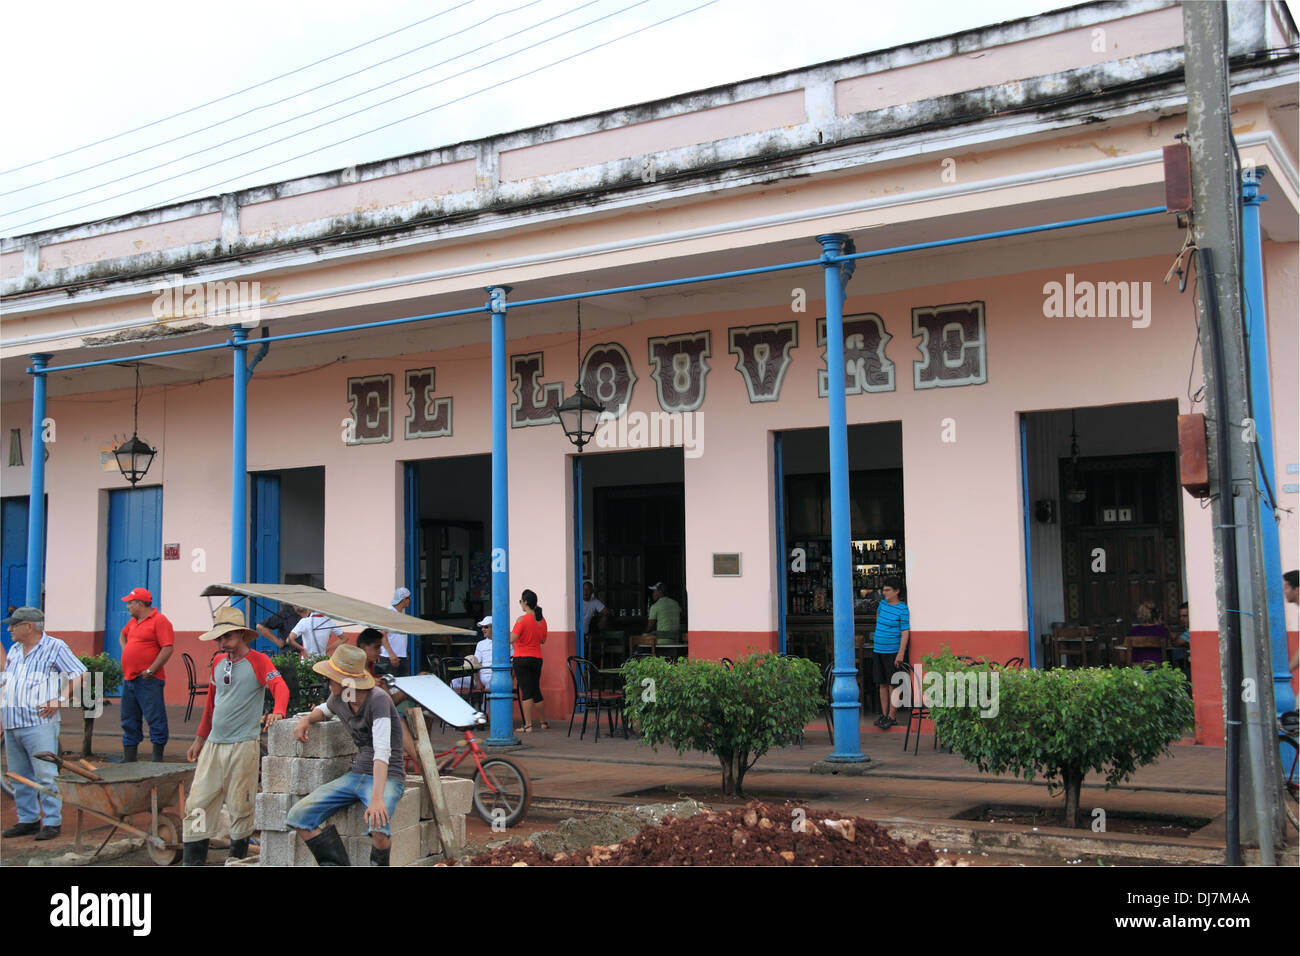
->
xmin=119 ymin=587 xmax=175 ymax=762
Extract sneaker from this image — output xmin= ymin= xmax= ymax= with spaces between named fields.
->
xmin=880 ymin=716 xmax=897 ymax=729
xmin=872 ymin=715 xmax=887 ymax=727
xmin=34 ymin=825 xmax=62 ymax=841
xmin=2 ymin=821 xmax=40 ymax=838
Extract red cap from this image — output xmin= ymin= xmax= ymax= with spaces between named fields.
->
xmin=121 ymin=587 xmax=153 ymax=603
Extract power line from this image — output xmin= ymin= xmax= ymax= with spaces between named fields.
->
xmin=2 ymin=0 xmax=596 ymax=218
xmin=0 ymin=0 xmax=543 ymax=198
xmin=0 ymin=1 xmax=474 ymax=177
xmin=7 ymin=0 xmax=692 ymax=233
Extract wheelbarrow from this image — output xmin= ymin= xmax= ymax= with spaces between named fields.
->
xmin=5 ymin=754 xmax=195 ymax=865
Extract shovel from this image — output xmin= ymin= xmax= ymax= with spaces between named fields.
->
xmin=33 ymin=751 xmax=102 ymax=781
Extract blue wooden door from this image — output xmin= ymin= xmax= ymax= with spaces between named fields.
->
xmin=2 ymin=497 xmax=30 ymax=651
xmin=248 ymin=473 xmax=281 ymax=654
xmin=104 ymin=487 xmax=162 ymax=665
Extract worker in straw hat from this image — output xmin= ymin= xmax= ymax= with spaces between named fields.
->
xmin=285 ymin=643 xmax=406 ymax=866
xmin=183 ymin=605 xmax=289 ymax=866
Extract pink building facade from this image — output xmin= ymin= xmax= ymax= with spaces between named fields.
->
xmin=2 ymin=1 xmax=1297 ymax=744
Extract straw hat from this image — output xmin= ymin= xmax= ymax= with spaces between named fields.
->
xmin=312 ymin=644 xmax=376 ymax=690
xmin=199 ymin=606 xmax=257 ymax=642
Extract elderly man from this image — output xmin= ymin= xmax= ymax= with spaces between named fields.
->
xmin=380 ymin=587 xmax=411 ymax=677
xmin=183 ymin=606 xmax=289 ymax=866
xmin=119 ymin=586 xmax=174 ymax=762
xmin=1 ymin=607 xmax=87 ymax=840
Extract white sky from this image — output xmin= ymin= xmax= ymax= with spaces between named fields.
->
xmin=1 ymin=0 xmax=1077 ymax=238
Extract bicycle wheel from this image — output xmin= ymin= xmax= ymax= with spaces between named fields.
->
xmin=473 ymin=757 xmax=531 ymax=829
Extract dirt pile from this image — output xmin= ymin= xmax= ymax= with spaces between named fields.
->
xmin=465 ymin=801 xmax=939 ymax=866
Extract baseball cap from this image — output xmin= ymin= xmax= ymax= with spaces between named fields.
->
xmin=121 ymin=587 xmax=153 ymax=603
xmin=649 ymin=582 xmax=667 ymax=592
xmin=2 ymin=606 xmax=44 ymax=626
xmin=477 ymin=615 xmax=493 ymax=629
xmin=392 ymin=587 xmax=411 ymax=605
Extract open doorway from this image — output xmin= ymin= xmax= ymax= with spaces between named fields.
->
xmin=408 ymin=455 xmax=491 ymax=627
xmin=248 ymin=466 xmax=324 ymax=652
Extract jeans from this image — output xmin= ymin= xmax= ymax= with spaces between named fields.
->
xmin=121 ymin=676 xmax=168 ymax=747
xmin=285 ymin=771 xmax=405 ymax=837
xmin=5 ymin=721 xmax=63 ymax=826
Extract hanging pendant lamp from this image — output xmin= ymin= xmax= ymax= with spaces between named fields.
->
xmin=555 ymin=300 xmax=605 ymax=451
xmin=114 ymin=365 xmax=157 ymax=486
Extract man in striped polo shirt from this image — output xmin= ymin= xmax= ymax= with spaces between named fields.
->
xmin=1 ymin=607 xmax=87 ymax=841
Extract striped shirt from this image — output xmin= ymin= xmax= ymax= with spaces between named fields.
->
xmin=0 ymin=633 xmax=87 ymax=730
xmin=871 ymin=601 xmax=911 ymax=654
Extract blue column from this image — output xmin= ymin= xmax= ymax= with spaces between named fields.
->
xmin=818 ymin=235 xmax=865 ymax=763
xmin=573 ymin=454 xmax=584 ymax=662
xmin=1240 ymin=173 xmax=1294 ymax=717
xmin=230 ymin=328 xmax=249 ymax=605
xmin=25 ymin=354 xmax=51 ymax=607
xmin=486 ymin=287 xmax=517 ymax=745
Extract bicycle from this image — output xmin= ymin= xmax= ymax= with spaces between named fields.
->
xmin=1280 ymin=710 xmax=1298 ymax=831
xmin=430 ymin=727 xmax=531 ymax=829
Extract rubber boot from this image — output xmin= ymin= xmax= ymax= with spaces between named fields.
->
xmin=151 ymin=743 xmax=166 ymax=762
xmin=122 ymin=745 xmax=138 ymax=763
xmin=370 ymin=844 xmax=391 ymax=867
xmin=228 ymin=837 xmax=250 ymax=860
xmin=304 ymin=825 xmax=349 ymax=867
xmin=183 ymin=839 xmax=209 ymax=867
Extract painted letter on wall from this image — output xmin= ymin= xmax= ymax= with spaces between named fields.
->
xmin=912 ymin=302 xmax=987 ymax=389
xmin=728 ymin=322 xmax=797 ymax=403
xmin=647 ymin=331 xmax=711 ymax=413
xmin=405 ymin=367 xmax=452 ymax=439
xmin=580 ymin=343 xmax=636 ymax=418
xmin=346 ymin=375 xmax=393 ymax=444
xmin=510 ymin=353 xmax=563 ymax=428
xmin=817 ymin=314 xmax=894 ymax=397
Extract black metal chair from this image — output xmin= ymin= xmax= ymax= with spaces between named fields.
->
xmin=819 ymin=661 xmax=835 ymax=742
xmin=182 ymin=652 xmax=209 ymax=722
xmin=720 ymin=657 xmax=734 ymax=670
xmin=566 ymin=656 xmax=626 ymax=742
xmin=1002 ymin=656 xmax=1025 ymax=670
xmin=899 ymin=662 xmax=935 ymax=754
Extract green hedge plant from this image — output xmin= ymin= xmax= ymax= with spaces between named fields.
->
xmin=921 ymin=648 xmax=1195 ymax=827
xmin=622 ymin=652 xmax=821 ymax=796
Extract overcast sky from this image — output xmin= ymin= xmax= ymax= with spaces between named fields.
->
xmin=1 ymin=0 xmax=1098 ymax=238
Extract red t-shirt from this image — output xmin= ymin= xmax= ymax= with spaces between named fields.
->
xmin=511 ymin=615 xmax=547 ymax=659
xmin=121 ymin=609 xmax=175 ymax=681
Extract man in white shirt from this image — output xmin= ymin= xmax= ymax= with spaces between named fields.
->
xmin=581 ymin=581 xmax=609 ymax=634
xmin=289 ymin=607 xmax=343 ymax=659
xmin=380 ymin=587 xmax=410 ymax=677
xmin=452 ymin=616 xmax=494 ymax=693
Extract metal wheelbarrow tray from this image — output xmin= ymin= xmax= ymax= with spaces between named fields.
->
xmin=5 ymin=761 xmax=195 ymax=865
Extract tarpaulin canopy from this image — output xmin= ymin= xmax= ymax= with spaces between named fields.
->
xmin=199 ymin=583 xmax=475 ymax=636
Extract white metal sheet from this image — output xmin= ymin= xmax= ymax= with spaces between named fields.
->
xmin=392 ymin=674 xmax=483 ymax=728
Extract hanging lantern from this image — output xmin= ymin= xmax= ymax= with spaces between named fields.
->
xmin=555 ymin=300 xmax=604 ymax=451
xmin=115 ymin=365 xmax=157 ymax=485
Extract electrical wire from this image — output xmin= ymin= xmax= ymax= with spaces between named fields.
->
xmin=4 ymin=0 xmax=677 ymax=232
xmin=0 ymin=1 xmax=542 ymax=198
xmin=0 ymin=2 xmax=473 ymax=177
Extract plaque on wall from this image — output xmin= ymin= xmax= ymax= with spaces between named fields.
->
xmin=712 ymin=553 xmax=741 ymax=576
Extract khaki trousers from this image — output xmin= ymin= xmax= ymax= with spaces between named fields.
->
xmin=183 ymin=738 xmax=259 ymax=842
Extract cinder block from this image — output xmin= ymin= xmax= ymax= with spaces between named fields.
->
xmin=268 ymin=716 xmax=357 ymax=758
xmin=259 ymin=829 xmax=319 ymax=867
xmin=419 ymin=814 xmax=467 ymax=858
xmin=260 ymin=756 xmax=292 ymax=794
xmin=346 ymin=826 xmax=419 ymax=867
xmin=254 ymin=792 xmax=293 ymax=832
xmin=289 ymin=755 xmax=354 ymax=794
xmin=420 ymin=776 xmax=474 ymax=819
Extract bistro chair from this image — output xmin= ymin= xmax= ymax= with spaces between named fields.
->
xmin=720 ymin=657 xmax=734 ymax=670
xmin=899 ymin=662 xmax=936 ymax=755
xmin=1050 ymin=626 xmax=1094 ymax=669
xmin=629 ymin=633 xmax=658 ymax=658
xmin=182 ymin=652 xmax=209 ymax=722
xmin=565 ymin=656 xmax=626 ymax=742
xmin=1002 ymin=656 xmax=1025 ymax=670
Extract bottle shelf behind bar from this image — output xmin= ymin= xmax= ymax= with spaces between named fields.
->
xmin=788 ymin=536 xmax=905 ymax=617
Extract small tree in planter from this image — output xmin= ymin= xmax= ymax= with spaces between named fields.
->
xmin=270 ymin=653 xmax=328 ymax=714
xmin=622 ymin=652 xmax=821 ymax=797
xmin=75 ymin=653 xmax=123 ymax=758
xmin=922 ymin=648 xmax=1194 ymax=827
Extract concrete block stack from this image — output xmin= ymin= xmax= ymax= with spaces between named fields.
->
xmin=253 ymin=715 xmax=472 ymax=866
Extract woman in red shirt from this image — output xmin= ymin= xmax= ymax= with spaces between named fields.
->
xmin=511 ymin=589 xmax=548 ymax=732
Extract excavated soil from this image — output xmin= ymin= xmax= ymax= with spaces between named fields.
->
xmin=463 ymin=801 xmax=939 ymax=866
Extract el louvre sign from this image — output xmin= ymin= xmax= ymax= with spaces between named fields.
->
xmin=343 ymin=304 xmax=987 ymax=443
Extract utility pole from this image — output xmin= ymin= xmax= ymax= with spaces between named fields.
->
xmin=1182 ymin=1 xmax=1283 ymax=862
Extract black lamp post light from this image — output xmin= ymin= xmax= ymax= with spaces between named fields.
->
xmin=114 ymin=365 xmax=157 ymax=486
xmin=555 ymin=301 xmax=605 ymax=451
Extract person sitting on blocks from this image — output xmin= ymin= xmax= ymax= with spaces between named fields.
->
xmin=285 ymin=644 xmax=406 ymax=866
